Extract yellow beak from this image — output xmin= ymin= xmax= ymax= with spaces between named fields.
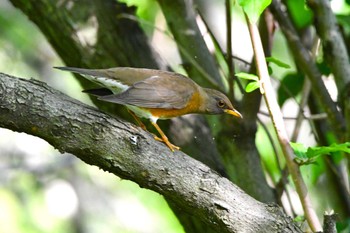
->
xmin=224 ymin=109 xmax=243 ymax=119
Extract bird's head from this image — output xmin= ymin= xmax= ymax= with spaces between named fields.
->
xmin=201 ymin=88 xmax=242 ymax=118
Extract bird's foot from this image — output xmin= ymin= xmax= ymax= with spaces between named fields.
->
xmin=154 ymin=136 xmax=180 ymax=152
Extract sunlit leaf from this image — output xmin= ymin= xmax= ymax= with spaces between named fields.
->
xmin=235 ymin=73 xmax=261 ymax=93
xmin=238 ymin=0 xmax=272 ymax=23
xmin=290 ymin=142 xmax=307 ymax=159
xmin=290 ymin=142 xmax=318 ymax=165
xmin=245 ymin=81 xmax=260 ymax=92
xmin=293 ymin=215 xmax=305 ymax=222
xmin=235 ymin=72 xmax=259 ymax=81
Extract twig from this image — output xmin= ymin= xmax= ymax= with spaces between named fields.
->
xmin=225 ymin=0 xmax=235 ymax=100
xmin=291 ymin=38 xmax=320 ymax=142
xmin=245 ymin=13 xmax=322 ymax=232
xmin=257 ymin=117 xmax=296 ymax=216
xmin=258 ymin=111 xmax=327 ymax=121
xmin=323 ymin=211 xmax=337 ymax=233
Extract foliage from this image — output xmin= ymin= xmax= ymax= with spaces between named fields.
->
xmin=238 ymin=0 xmax=272 ymax=23
xmin=291 ymin=142 xmax=350 ymax=165
xmin=235 ymin=72 xmax=260 ymax=92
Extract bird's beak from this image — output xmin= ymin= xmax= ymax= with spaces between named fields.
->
xmin=224 ymin=109 xmax=243 ymax=119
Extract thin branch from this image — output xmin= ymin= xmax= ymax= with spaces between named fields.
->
xmin=291 ymin=38 xmax=320 ymax=142
xmin=259 ymin=110 xmax=327 ymax=120
xmin=323 ymin=211 xmax=337 ymax=233
xmin=257 ymin=117 xmax=297 ymax=217
xmin=225 ymin=0 xmax=235 ymax=100
xmin=245 ymin=13 xmax=322 ymax=232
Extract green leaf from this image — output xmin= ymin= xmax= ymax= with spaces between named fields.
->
xmin=266 ymin=57 xmax=291 ymax=69
xmin=277 ymin=73 xmax=304 ymax=106
xmin=290 ymin=142 xmax=318 ymax=165
xmin=238 ymin=0 xmax=272 ymax=23
xmin=236 ymin=73 xmax=261 ymax=93
xmin=290 ymin=142 xmax=307 ymax=159
xmin=337 ymin=15 xmax=350 ymax=36
xmin=293 ymin=215 xmax=305 ymax=222
xmin=267 ymin=65 xmax=273 ymax=75
xmin=285 ymin=0 xmax=313 ymax=29
xmin=291 ymin=142 xmax=350 ymax=166
xmin=306 ymin=142 xmax=350 ymax=159
xmin=245 ymin=81 xmax=260 ymax=92
xmin=235 ymin=72 xmax=259 ymax=81
xmin=317 ymin=60 xmax=332 ymax=76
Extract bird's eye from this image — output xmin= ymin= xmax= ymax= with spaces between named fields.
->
xmin=217 ymin=99 xmax=225 ymax=108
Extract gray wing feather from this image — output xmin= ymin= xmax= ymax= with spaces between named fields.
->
xmin=99 ymin=76 xmax=196 ymax=109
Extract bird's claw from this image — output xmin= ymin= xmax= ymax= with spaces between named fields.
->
xmin=154 ymin=135 xmax=180 ymax=152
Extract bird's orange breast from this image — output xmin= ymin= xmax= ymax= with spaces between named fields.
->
xmin=146 ymin=90 xmax=203 ymax=119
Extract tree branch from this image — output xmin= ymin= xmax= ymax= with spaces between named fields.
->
xmin=0 ymin=72 xmax=302 ymax=233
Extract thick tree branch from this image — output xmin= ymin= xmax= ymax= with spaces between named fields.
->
xmin=0 ymin=72 xmax=301 ymax=233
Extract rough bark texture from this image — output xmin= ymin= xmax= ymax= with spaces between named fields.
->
xmin=0 ymin=72 xmax=302 ymax=233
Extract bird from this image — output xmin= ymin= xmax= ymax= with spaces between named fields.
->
xmin=55 ymin=67 xmax=242 ymax=151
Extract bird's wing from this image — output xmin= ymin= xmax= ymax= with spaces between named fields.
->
xmin=99 ymin=75 xmax=197 ymax=109
xmin=56 ymin=67 xmax=135 ymax=93
xmin=55 ymin=67 xmax=186 ymax=94
xmin=82 ymin=88 xmax=113 ymax=96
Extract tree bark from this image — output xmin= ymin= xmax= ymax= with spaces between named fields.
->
xmin=0 ymin=72 xmax=302 ymax=233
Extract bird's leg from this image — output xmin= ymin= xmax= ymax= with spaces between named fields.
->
xmin=151 ymin=122 xmax=180 ymax=152
xmin=127 ymin=109 xmax=147 ymax=130
xmin=128 ymin=110 xmax=179 ymax=151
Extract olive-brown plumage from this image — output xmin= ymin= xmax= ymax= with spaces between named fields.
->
xmin=55 ymin=67 xmax=242 ymax=151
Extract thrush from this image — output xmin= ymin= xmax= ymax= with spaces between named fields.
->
xmin=55 ymin=67 xmax=242 ymax=151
